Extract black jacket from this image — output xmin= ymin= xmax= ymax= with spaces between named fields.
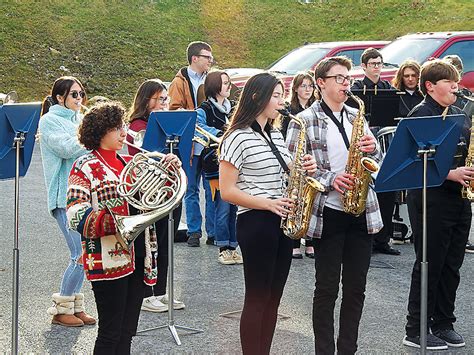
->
xmin=280 ymin=103 xmax=305 ymax=140
xmin=399 ymin=89 xmax=423 ymax=117
xmin=408 ymin=95 xmax=471 ymax=193
xmin=350 ymin=77 xmax=395 ymax=124
xmin=199 ymin=99 xmax=232 ymax=131
xmin=352 ymin=76 xmax=393 ymax=90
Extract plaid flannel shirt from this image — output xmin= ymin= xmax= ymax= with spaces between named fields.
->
xmin=286 ymin=101 xmax=383 ymax=239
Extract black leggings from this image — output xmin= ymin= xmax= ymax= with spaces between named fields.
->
xmin=237 ymin=210 xmax=293 ymax=355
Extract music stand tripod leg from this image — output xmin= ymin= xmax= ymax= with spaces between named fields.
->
xmin=137 ymin=139 xmax=202 ymax=345
xmin=12 ymin=133 xmax=25 ymax=355
xmin=418 ymin=148 xmax=434 ymax=355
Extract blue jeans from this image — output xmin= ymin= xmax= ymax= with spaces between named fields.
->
xmin=184 ymin=155 xmax=215 ymax=237
xmin=214 ymin=191 xmax=238 ymax=248
xmin=52 ymin=208 xmax=84 ymax=296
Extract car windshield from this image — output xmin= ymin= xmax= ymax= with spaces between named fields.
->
xmin=267 ymin=46 xmax=331 ymax=75
xmin=380 ymin=38 xmax=446 ymax=66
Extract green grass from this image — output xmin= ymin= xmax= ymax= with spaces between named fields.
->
xmin=0 ymin=0 xmax=473 ymax=104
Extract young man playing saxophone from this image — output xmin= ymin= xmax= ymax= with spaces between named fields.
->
xmin=403 ymin=59 xmax=472 ymax=350
xmin=286 ymin=56 xmax=383 ymax=355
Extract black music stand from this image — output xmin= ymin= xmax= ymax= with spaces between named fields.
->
xmin=137 ymin=110 xmax=203 ymax=345
xmin=374 ymin=114 xmax=465 ymax=354
xmin=349 ymin=88 xmax=402 ymax=127
xmin=0 ymin=102 xmax=42 ymax=355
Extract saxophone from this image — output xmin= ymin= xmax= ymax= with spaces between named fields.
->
xmin=279 ymin=109 xmax=325 ymax=239
xmin=457 ymin=91 xmax=474 ymax=200
xmin=342 ymin=91 xmax=380 ymax=216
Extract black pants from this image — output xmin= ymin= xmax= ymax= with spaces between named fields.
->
xmin=237 ymin=210 xmax=293 ymax=355
xmin=312 ymin=207 xmax=372 ymax=355
xmin=405 ymin=189 xmax=470 ymax=337
xmin=91 ymin=258 xmax=145 ymax=355
xmin=144 ymin=206 xmax=182 ymax=298
xmin=372 ymin=191 xmax=396 ymax=248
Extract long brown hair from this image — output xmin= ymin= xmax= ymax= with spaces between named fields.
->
xmin=392 ymin=59 xmax=421 ymax=91
xmin=289 ymin=72 xmax=316 ymax=112
xmin=221 ymin=72 xmax=283 ymax=143
xmin=127 ymin=79 xmax=167 ymax=123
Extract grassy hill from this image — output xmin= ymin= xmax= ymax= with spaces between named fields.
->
xmin=0 ymin=0 xmax=473 ymax=104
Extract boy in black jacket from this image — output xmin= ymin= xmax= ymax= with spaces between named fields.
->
xmin=403 ymin=59 xmax=472 ymax=350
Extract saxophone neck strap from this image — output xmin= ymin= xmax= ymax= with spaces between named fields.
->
xmin=320 ymin=100 xmax=350 ymax=150
xmin=250 ymin=121 xmax=290 ymax=174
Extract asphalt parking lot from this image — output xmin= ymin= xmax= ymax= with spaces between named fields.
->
xmin=0 ymin=145 xmax=472 ymax=354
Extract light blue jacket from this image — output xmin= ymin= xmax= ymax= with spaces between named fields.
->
xmin=38 ymin=105 xmax=89 ymax=213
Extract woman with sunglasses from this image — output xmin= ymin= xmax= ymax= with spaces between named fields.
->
xmin=126 ymin=79 xmax=185 ymax=313
xmin=219 ymin=72 xmax=317 ymax=354
xmin=39 ymin=76 xmax=96 ymax=327
xmin=282 ymin=72 xmax=318 ymax=260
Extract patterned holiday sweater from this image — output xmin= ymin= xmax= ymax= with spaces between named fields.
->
xmin=66 ymin=151 xmax=157 ymax=285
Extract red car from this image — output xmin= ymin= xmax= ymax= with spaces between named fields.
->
xmin=351 ymin=32 xmax=474 ymax=91
xmin=228 ymin=41 xmax=388 ymax=98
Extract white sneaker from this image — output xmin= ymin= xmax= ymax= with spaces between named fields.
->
xmin=231 ymin=250 xmax=243 ymax=264
xmin=141 ymin=296 xmax=168 ymax=313
xmin=157 ymin=294 xmax=185 ymax=310
xmin=218 ymin=250 xmax=236 ymax=265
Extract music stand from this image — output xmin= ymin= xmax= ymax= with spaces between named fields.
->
xmin=0 ymin=102 xmax=42 ymax=355
xmin=137 ymin=110 xmax=203 ymax=345
xmin=374 ymin=113 xmax=465 ymax=354
xmin=349 ymin=88 xmax=402 ymax=127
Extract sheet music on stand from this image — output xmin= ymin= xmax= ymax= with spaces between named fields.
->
xmin=348 ymin=88 xmax=404 ymax=127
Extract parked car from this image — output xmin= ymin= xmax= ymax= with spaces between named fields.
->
xmin=228 ymin=41 xmax=388 ymax=98
xmin=351 ymin=32 xmax=474 ymax=91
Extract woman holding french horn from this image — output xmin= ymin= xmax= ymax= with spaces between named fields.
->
xmin=66 ymin=101 xmax=181 ymax=354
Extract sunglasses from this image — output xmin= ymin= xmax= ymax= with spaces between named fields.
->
xmin=70 ymin=90 xmax=86 ymax=99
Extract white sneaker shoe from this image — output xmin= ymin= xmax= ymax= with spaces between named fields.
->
xmin=157 ymin=294 xmax=185 ymax=310
xmin=231 ymin=250 xmax=243 ymax=264
xmin=218 ymin=250 xmax=236 ymax=265
xmin=141 ymin=296 xmax=168 ymax=313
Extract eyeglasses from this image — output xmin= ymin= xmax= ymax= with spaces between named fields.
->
xmin=197 ymin=54 xmax=214 ymax=62
xmin=149 ymin=96 xmax=169 ymax=104
xmin=403 ymin=74 xmax=418 ymax=79
xmin=300 ymin=84 xmax=315 ymax=90
xmin=324 ymin=75 xmax=353 ymax=85
xmin=367 ymin=62 xmax=383 ymax=68
xmin=113 ymin=124 xmax=127 ymax=132
xmin=70 ymin=91 xmax=86 ymax=99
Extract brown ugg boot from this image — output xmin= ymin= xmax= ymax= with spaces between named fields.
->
xmin=47 ymin=293 xmax=84 ymax=327
xmin=74 ymin=293 xmax=96 ymax=325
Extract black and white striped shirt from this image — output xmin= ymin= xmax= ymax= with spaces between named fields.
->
xmin=220 ymin=126 xmax=292 ymax=215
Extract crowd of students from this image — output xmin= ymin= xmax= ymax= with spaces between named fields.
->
xmin=37 ymin=40 xmax=473 ymax=354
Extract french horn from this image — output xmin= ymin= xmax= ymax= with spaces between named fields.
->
xmin=110 ymin=141 xmax=186 ymax=251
